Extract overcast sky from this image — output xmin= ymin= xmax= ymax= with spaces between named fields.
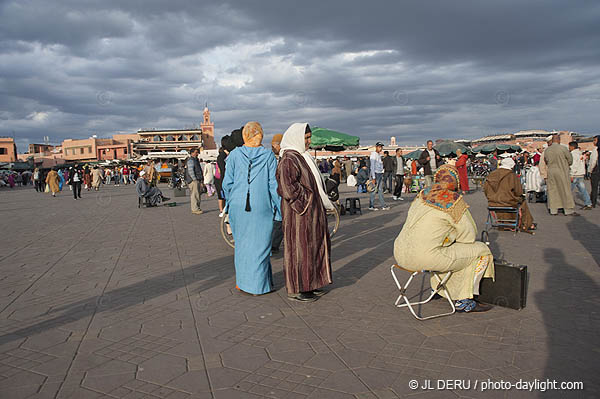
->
xmin=2 ymin=0 xmax=600 ymax=151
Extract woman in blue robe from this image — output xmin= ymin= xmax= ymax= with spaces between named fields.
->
xmin=223 ymin=122 xmax=281 ymax=295
xmin=58 ymin=168 xmax=65 ymax=191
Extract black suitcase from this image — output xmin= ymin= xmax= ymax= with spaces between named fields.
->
xmin=477 ymin=259 xmax=528 ymax=310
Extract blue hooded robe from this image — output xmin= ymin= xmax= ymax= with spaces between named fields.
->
xmin=58 ymin=170 xmax=65 ymax=191
xmin=223 ymin=146 xmax=281 ymax=295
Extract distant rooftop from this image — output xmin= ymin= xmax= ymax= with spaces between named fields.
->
xmin=138 ymin=128 xmax=202 ymax=133
xmin=472 ymin=134 xmax=513 ymax=143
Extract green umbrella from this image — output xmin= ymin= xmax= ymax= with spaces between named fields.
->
xmin=403 ymin=149 xmax=423 ymax=160
xmin=434 ymin=141 xmax=470 ymax=157
xmin=472 ymin=143 xmax=499 ymax=154
xmin=472 ymin=143 xmax=521 ymax=154
xmin=309 ymin=127 xmax=360 ymax=150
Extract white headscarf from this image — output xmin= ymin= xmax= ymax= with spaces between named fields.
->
xmin=499 ymin=157 xmax=515 ymax=170
xmin=280 ymin=123 xmax=334 ymax=210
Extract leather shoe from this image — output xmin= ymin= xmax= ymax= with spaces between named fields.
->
xmin=288 ymin=292 xmax=318 ymax=302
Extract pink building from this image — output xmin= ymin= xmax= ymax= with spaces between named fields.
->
xmin=0 ymin=137 xmax=18 ymax=163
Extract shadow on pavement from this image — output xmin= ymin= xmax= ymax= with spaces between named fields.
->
xmin=0 ymin=210 xmax=400 ymax=344
xmin=0 ymin=254 xmax=234 ymax=346
xmin=536 ymin=248 xmax=599 ymax=396
xmin=330 ymin=211 xmax=403 ymax=289
xmin=567 ymin=216 xmax=600 ymax=267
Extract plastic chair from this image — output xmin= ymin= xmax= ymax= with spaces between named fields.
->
xmin=390 ymin=264 xmax=456 ymax=320
xmin=344 ymin=197 xmax=362 ymax=215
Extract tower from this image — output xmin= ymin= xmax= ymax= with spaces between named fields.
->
xmin=200 ymin=105 xmax=216 ymax=149
xmin=390 ymin=136 xmax=396 ymax=146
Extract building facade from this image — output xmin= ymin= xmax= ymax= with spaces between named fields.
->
xmin=61 ymin=138 xmax=98 ymax=162
xmin=61 ymin=134 xmax=139 ymax=162
xmin=132 ymin=106 xmax=216 ymax=156
xmin=28 ymin=143 xmax=55 ymax=154
xmin=0 ymin=137 xmax=18 ymax=163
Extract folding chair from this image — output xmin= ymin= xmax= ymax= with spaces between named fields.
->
xmin=481 ymin=205 xmax=520 ymax=243
xmin=390 ymin=264 xmax=455 ymax=320
xmin=138 ymin=195 xmax=152 ymax=208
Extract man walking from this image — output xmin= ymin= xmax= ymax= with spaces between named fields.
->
xmin=489 ymin=150 xmax=499 ymax=172
xmin=418 ymin=140 xmax=441 ymax=187
xmin=186 ymin=148 xmax=204 ymax=215
xmin=545 ymin=135 xmax=578 ymax=216
xmin=369 ymin=142 xmax=389 ymax=210
xmin=122 ymin=165 xmax=129 ymax=185
xmin=392 ymin=148 xmax=405 ymax=201
xmin=342 ymin=157 xmax=354 ymax=182
xmin=382 ymin=151 xmax=395 ymax=193
xmin=569 ymin=141 xmax=592 ymax=210
xmin=68 ymin=166 xmax=82 ymax=200
xmin=589 ymin=136 xmax=599 ymax=208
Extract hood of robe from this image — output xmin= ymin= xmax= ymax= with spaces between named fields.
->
xmin=485 ymin=168 xmax=512 ymax=192
xmin=234 ymin=145 xmax=273 ymax=183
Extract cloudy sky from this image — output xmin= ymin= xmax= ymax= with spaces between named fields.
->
xmin=2 ymin=0 xmax=600 ymax=152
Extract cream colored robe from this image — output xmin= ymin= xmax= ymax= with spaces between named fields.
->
xmin=544 ymin=144 xmax=575 ymax=211
xmin=539 ymin=149 xmax=548 ymax=179
xmin=91 ymin=169 xmax=103 ymax=188
xmin=394 ymin=198 xmax=494 ymax=300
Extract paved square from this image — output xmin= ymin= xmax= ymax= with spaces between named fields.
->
xmin=0 ymin=183 xmax=598 ymax=398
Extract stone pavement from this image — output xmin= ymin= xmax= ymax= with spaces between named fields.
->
xmin=0 ymin=182 xmax=598 ymax=399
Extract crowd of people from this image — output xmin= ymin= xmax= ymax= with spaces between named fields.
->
xmin=13 ymin=164 xmax=145 ymax=199
xmin=3 ymin=129 xmax=598 ymax=314
xmin=0 ymin=170 xmax=37 ymax=188
xmin=207 ymin=127 xmax=599 ymax=312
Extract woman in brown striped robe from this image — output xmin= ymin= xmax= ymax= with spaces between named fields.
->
xmin=277 ymin=123 xmax=335 ymax=302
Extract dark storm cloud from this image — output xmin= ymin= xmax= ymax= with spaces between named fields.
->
xmin=1 ymin=0 xmax=600 ymax=152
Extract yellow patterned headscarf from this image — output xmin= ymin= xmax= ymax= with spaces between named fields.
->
xmin=242 ymin=122 xmax=264 ymax=147
xmin=419 ymin=164 xmax=468 ymax=222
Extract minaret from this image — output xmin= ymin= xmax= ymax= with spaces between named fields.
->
xmin=200 ymin=104 xmax=216 ymax=149
xmin=390 ymin=136 xmax=396 ymax=146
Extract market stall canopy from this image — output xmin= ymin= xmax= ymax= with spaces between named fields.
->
xmin=471 ymin=143 xmax=521 ymax=154
xmin=309 ymin=127 xmax=360 ymax=151
xmin=434 ymin=141 xmax=470 ymax=157
xmin=403 ymin=149 xmax=423 ymax=160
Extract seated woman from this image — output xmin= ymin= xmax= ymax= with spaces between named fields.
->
xmin=525 ymin=159 xmax=546 ymax=202
xmin=136 ymin=170 xmax=169 ymax=206
xmin=484 ymin=158 xmax=536 ymax=233
xmin=356 ymin=165 xmax=369 ymax=193
xmin=394 ymin=165 xmax=494 ymax=313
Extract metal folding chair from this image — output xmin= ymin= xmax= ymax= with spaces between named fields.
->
xmin=481 ymin=205 xmax=521 ymax=243
xmin=390 ymin=264 xmax=456 ymax=320
xmin=138 ymin=195 xmax=152 ymax=208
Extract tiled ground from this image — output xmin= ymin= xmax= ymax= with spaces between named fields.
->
xmin=0 ymin=181 xmax=598 ymax=398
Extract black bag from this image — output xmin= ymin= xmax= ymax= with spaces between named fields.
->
xmin=477 ymin=259 xmax=528 ymax=310
xmin=325 ymin=178 xmax=339 ymax=202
